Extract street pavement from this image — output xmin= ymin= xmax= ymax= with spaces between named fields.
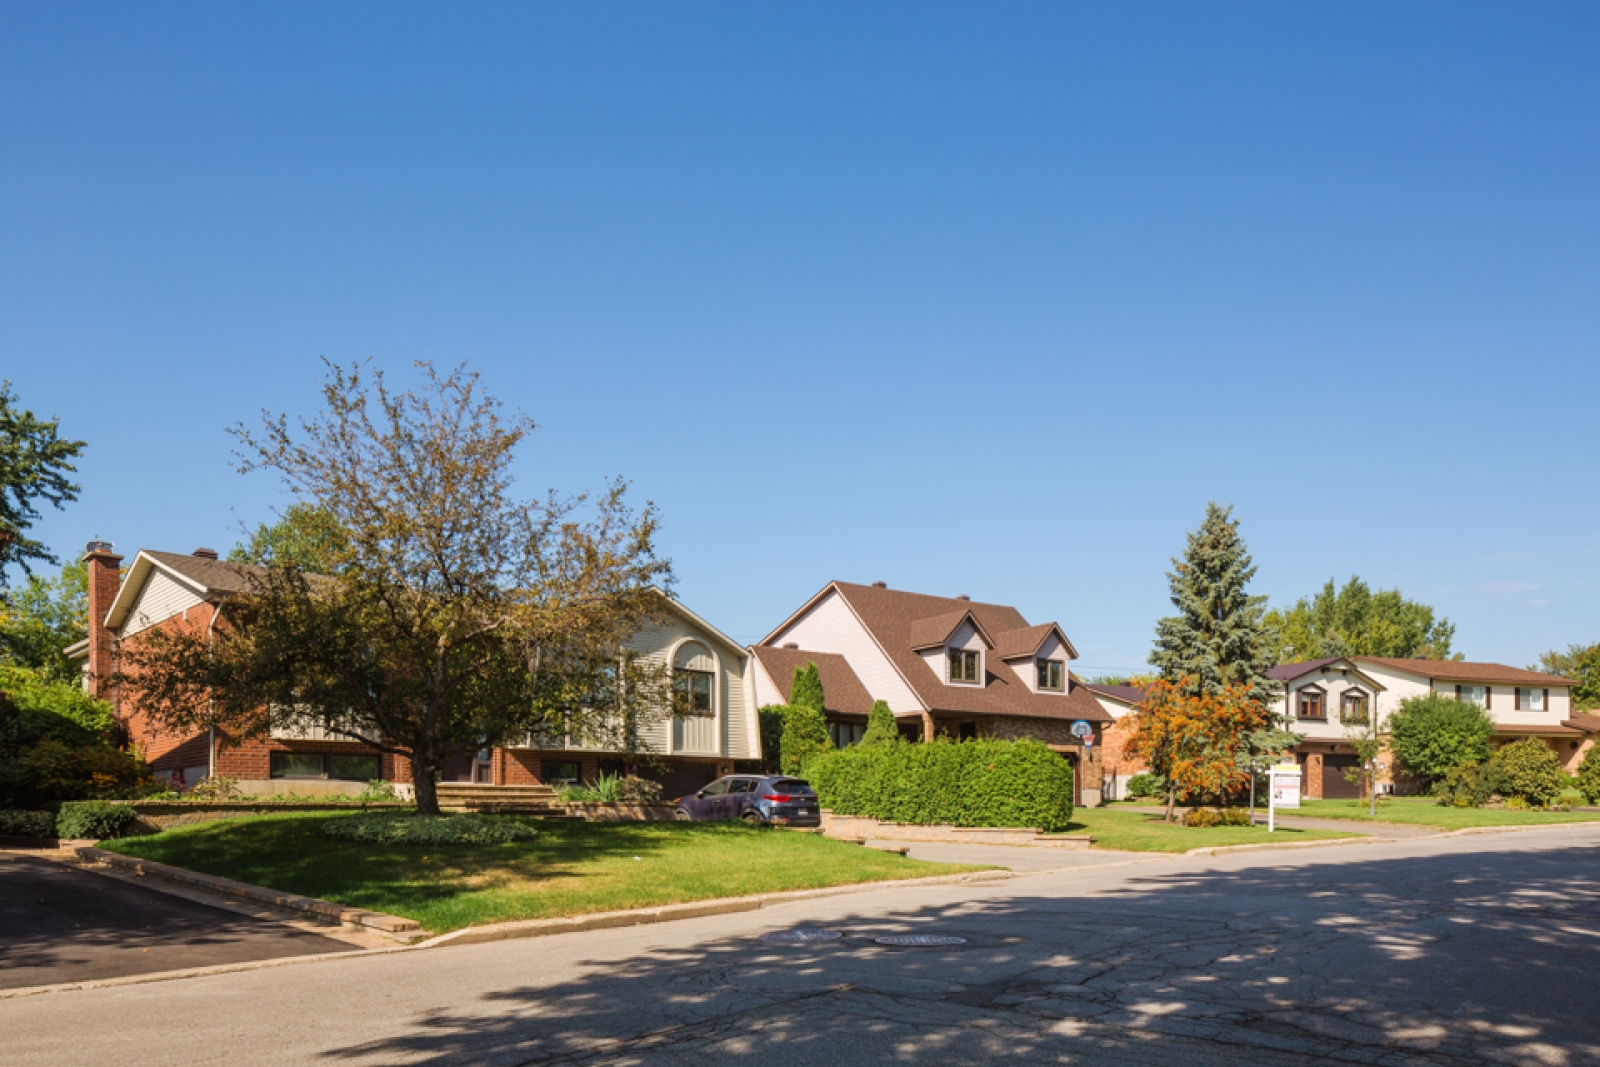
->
xmin=0 ymin=852 xmax=356 ymax=990
xmin=6 ymin=825 xmax=1600 ymax=1066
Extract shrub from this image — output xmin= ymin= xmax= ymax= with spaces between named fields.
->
xmin=780 ymin=702 xmax=832 ymax=776
xmin=1433 ymin=761 xmax=1507 ymax=808
xmin=806 ymin=737 xmax=1074 ymax=831
xmin=0 ymin=672 xmax=146 ymax=808
xmin=1218 ymin=806 xmax=1252 ymax=826
xmin=321 ymin=812 xmax=538 ymax=846
xmin=57 ymin=800 xmax=140 ymax=839
xmin=355 ymin=779 xmax=399 ymax=803
xmin=1577 ymin=747 xmax=1600 ymax=805
xmin=1183 ymin=807 xmax=1220 ymax=827
xmin=615 ymin=776 xmax=662 ymax=803
xmin=757 ymin=705 xmax=784 ymax=773
xmin=0 ymin=809 xmax=56 ymax=837
xmin=1387 ymin=695 xmax=1493 ymax=782
xmin=859 ymin=700 xmax=899 ymax=746
xmin=1489 ymin=739 xmax=1565 ymax=807
xmin=1126 ymin=773 xmax=1164 ymax=799
xmin=186 ymin=775 xmax=240 ymax=800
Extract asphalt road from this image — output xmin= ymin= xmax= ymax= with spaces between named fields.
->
xmin=0 ymin=853 xmax=356 ymax=990
xmin=6 ymin=825 xmax=1600 ymax=1066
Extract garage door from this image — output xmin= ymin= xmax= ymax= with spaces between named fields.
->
xmin=1322 ymin=755 xmax=1362 ymax=799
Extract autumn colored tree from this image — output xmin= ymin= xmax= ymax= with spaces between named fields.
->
xmin=1127 ymin=677 xmax=1271 ymax=822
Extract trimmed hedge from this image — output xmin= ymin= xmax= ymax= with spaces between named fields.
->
xmin=320 ymin=812 xmax=539 ymax=846
xmin=57 ymin=800 xmax=140 ymax=840
xmin=0 ymin=809 xmax=56 ymax=837
xmin=805 ymin=738 xmax=1074 ymax=832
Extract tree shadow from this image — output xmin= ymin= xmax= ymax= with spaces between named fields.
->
xmin=318 ymin=846 xmax=1600 ymax=1065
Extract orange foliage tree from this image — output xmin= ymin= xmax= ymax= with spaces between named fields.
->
xmin=1127 ymin=677 xmax=1271 ymax=822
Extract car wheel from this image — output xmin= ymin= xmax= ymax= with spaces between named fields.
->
xmin=741 ymin=811 xmax=764 ymax=826
xmin=675 ymin=809 xmax=693 ymax=821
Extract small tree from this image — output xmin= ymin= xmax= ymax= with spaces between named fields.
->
xmin=790 ymin=662 xmax=825 ymax=714
xmin=860 ymin=700 xmax=899 ymax=745
xmin=757 ymin=705 xmax=785 ymax=773
xmin=779 ymin=703 xmax=831 ymax=775
xmin=1387 ymin=694 xmax=1492 ymax=784
xmin=1575 ymin=745 xmax=1600 ymax=805
xmin=1489 ymin=739 xmax=1565 ymax=807
xmin=1127 ymin=677 xmax=1270 ymax=822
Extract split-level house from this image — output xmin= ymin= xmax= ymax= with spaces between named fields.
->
xmin=1266 ymin=655 xmax=1591 ymax=798
xmin=751 ymin=581 xmax=1112 ymax=805
xmin=70 ymin=541 xmax=760 ymax=799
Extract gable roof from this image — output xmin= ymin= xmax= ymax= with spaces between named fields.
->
xmin=993 ymin=621 xmax=1078 ymax=661
xmin=751 ymin=647 xmax=877 ymax=716
xmin=908 ymin=609 xmax=994 ymax=651
xmin=808 ymin=582 xmax=1109 ymax=723
xmin=104 ymin=550 xmax=267 ymax=630
xmin=1265 ymin=657 xmax=1387 ymax=692
xmin=1355 ymin=657 xmax=1573 ymax=688
xmin=1080 ymin=682 xmax=1148 ymax=707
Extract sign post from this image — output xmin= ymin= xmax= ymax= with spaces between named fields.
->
xmin=1267 ymin=762 xmax=1301 ymax=832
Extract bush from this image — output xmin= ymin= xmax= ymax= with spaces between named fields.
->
xmin=1388 ymin=695 xmax=1494 ymax=783
xmin=0 ymin=670 xmax=146 ymax=808
xmin=355 ymin=779 xmax=399 ymax=802
xmin=615 ymin=776 xmax=662 ymax=803
xmin=806 ymin=737 xmax=1074 ymax=831
xmin=1183 ymin=807 xmax=1220 ymax=827
xmin=1577 ymin=747 xmax=1600 ymax=805
xmin=0 ymin=809 xmax=56 ymax=837
xmin=321 ymin=812 xmax=538 ymax=846
xmin=56 ymin=800 xmax=140 ymax=839
xmin=780 ymin=702 xmax=832 ymax=776
xmin=757 ymin=705 xmax=784 ymax=773
xmin=860 ymin=700 xmax=899 ymax=746
xmin=1218 ymin=806 xmax=1252 ymax=826
xmin=1489 ymin=739 xmax=1565 ymax=807
xmin=1433 ymin=761 xmax=1507 ymax=808
xmin=186 ymin=775 xmax=240 ymax=800
xmin=1126 ymin=773 xmax=1164 ymax=799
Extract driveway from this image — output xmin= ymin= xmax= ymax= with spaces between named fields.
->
xmin=0 ymin=853 xmax=357 ymax=990
xmin=7 ymin=824 xmax=1600 ymax=1064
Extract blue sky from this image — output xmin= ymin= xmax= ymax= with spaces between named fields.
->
xmin=3 ymin=3 xmax=1596 ymax=673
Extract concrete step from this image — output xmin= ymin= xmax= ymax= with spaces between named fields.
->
xmin=435 ymin=783 xmax=563 ymax=813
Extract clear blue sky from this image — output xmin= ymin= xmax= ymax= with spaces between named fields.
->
xmin=3 ymin=3 xmax=1596 ymax=673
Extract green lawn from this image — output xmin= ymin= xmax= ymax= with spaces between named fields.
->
xmin=100 ymin=813 xmax=982 ymax=933
xmin=1294 ymin=797 xmax=1600 ymax=829
xmin=1065 ymin=808 xmax=1360 ymax=852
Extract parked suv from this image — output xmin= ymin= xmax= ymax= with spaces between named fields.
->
xmin=674 ymin=775 xmax=821 ymax=827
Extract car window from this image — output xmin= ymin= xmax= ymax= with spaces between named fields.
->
xmin=772 ymin=779 xmax=815 ymax=794
xmin=701 ymin=780 xmax=730 ymax=796
xmin=728 ymin=779 xmax=758 ymax=794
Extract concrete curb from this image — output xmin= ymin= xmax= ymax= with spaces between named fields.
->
xmin=75 ymin=847 xmax=422 ymax=935
xmin=0 ymin=946 xmax=412 ymax=1001
xmin=414 ymin=869 xmax=1015 ymax=948
xmin=1184 ymin=835 xmax=1380 ymax=857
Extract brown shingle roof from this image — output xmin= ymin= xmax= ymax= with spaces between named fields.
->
xmin=1355 ymin=657 xmax=1573 ymax=688
xmin=1265 ymin=658 xmax=1346 ymax=682
xmin=908 ymin=610 xmax=992 ymax=651
xmin=750 ymin=647 xmax=877 ymax=716
xmin=992 ymin=622 xmax=1057 ymax=661
xmin=1563 ymin=713 xmax=1600 ymax=734
xmin=829 ymin=582 xmax=1110 ymax=723
xmin=145 ymin=551 xmax=264 ymax=594
xmin=1081 ymin=682 xmax=1149 ymax=706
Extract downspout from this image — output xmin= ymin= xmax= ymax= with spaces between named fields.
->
xmin=207 ymin=601 xmax=225 ymax=780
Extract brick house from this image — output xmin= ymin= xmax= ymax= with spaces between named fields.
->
xmin=71 ymin=541 xmax=760 ymax=798
xmin=1081 ymin=682 xmax=1150 ymax=800
xmin=752 ymin=581 xmax=1111 ymax=806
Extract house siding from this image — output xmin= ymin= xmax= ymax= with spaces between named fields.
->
xmin=769 ymin=589 xmax=924 ymax=713
xmin=121 ymin=568 xmax=206 ymax=638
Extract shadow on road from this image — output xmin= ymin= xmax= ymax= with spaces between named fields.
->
xmin=318 ymin=846 xmax=1600 ymax=1065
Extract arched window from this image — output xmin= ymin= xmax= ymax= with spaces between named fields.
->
xmin=672 ymin=641 xmax=715 ymax=716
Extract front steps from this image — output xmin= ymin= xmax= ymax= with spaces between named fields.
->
xmin=435 ymin=782 xmax=570 ymax=816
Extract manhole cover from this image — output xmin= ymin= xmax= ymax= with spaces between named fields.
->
xmin=759 ymin=929 xmax=843 ymax=945
xmin=873 ymin=935 xmax=969 ymax=947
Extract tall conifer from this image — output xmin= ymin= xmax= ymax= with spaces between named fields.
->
xmin=1149 ymin=502 xmax=1277 ymax=706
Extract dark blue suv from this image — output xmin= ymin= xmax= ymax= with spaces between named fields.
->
xmin=674 ymin=775 xmax=821 ymax=827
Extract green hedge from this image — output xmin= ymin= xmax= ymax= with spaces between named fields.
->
xmin=805 ymin=738 xmax=1075 ymax=831
xmin=56 ymin=800 xmax=140 ymax=840
xmin=0 ymin=809 xmax=56 ymax=837
xmin=320 ymin=812 xmax=539 ymax=846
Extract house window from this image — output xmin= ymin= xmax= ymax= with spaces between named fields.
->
xmin=674 ymin=670 xmax=714 ymax=714
xmin=270 ymin=752 xmax=379 ymax=780
xmin=1036 ymin=659 xmax=1064 ymax=692
xmin=1297 ymin=687 xmax=1326 ymax=720
xmin=958 ymin=722 xmax=978 ymax=741
xmin=949 ymin=649 xmax=980 ymax=684
xmin=1454 ymin=684 xmax=1487 ymax=708
xmin=829 ymin=722 xmax=866 ymax=748
xmin=541 ymin=759 xmax=581 ymax=785
xmin=1340 ymin=691 xmax=1369 ymax=725
xmin=1515 ymin=687 xmax=1547 ymax=712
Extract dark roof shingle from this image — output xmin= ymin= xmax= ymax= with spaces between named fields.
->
xmin=1355 ymin=657 xmax=1574 ymax=688
xmin=750 ymin=647 xmax=877 ymax=716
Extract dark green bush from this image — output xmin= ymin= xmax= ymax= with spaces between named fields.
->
xmin=615 ymin=776 xmax=662 ymax=803
xmin=57 ymin=800 xmax=140 ymax=839
xmin=1490 ymin=739 xmax=1566 ymax=806
xmin=1388 ymin=695 xmax=1493 ymax=782
xmin=1433 ymin=761 xmax=1508 ymax=808
xmin=0 ymin=809 xmax=56 ymax=837
xmin=1218 ymin=806 xmax=1252 ymax=827
xmin=805 ymin=738 xmax=1074 ymax=831
xmin=860 ymin=700 xmax=899 ymax=746
xmin=1126 ymin=773 xmax=1164 ymax=799
xmin=780 ymin=702 xmax=832 ymax=776
xmin=1576 ymin=747 xmax=1600 ymax=805
xmin=321 ymin=812 xmax=538 ymax=846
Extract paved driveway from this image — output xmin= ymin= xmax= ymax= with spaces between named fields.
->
xmin=0 ymin=853 xmax=356 ymax=990
xmin=8 ymin=824 xmax=1600 ymax=1064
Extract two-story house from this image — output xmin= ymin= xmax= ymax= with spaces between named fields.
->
xmin=751 ymin=581 xmax=1111 ymax=805
xmin=1267 ymin=655 xmax=1589 ymax=797
xmin=71 ymin=540 xmax=760 ymax=800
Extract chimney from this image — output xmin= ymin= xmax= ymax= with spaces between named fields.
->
xmin=192 ymin=547 xmax=219 ymax=560
xmin=956 ymin=594 xmax=970 ymax=602
xmin=83 ymin=541 xmax=124 ymax=703
xmin=871 ymin=581 xmax=887 ymax=589
xmin=782 ymin=642 xmax=799 ymax=650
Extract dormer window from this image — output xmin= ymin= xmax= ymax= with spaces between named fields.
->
xmin=948 ymin=649 xmax=980 ymax=684
xmin=1036 ymin=659 xmax=1064 ymax=691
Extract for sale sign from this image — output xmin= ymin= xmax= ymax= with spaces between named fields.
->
xmin=1269 ymin=764 xmax=1301 ymax=809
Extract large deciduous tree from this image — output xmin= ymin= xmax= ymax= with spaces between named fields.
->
xmin=0 ymin=381 xmax=86 ymax=584
xmin=1533 ymin=642 xmax=1600 ymax=711
xmin=228 ymin=503 xmax=349 ymax=575
xmin=121 ymin=361 xmax=673 ymax=815
xmin=1385 ymin=694 xmax=1492 ymax=783
xmin=1264 ymin=577 xmax=1457 ymax=663
xmin=1127 ymin=677 xmax=1270 ymax=822
xmin=1149 ymin=503 xmax=1277 ymax=706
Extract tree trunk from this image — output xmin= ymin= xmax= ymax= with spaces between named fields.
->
xmin=411 ymin=751 xmax=442 ymax=816
xmin=1165 ymin=783 xmax=1178 ymax=823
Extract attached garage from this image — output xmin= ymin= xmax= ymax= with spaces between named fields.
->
xmin=1321 ymin=754 xmax=1362 ymax=799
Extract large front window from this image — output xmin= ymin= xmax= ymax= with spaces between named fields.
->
xmin=270 ymin=751 xmax=380 ymax=780
xmin=674 ymin=669 xmax=714 ymax=715
xmin=1036 ymin=658 xmax=1064 ymax=691
xmin=949 ymin=649 xmax=980 ymax=683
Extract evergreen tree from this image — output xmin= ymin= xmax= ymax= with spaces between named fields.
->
xmin=0 ymin=381 xmax=87 ymax=583
xmin=1149 ymin=502 xmax=1277 ymax=706
xmin=860 ymin=700 xmax=899 ymax=745
xmin=790 ymin=662 xmax=825 ymax=712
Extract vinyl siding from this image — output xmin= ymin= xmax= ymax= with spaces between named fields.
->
xmin=768 ymin=589 xmax=924 ymax=712
xmin=626 ymin=609 xmax=757 ymax=760
xmin=119 ymin=568 xmax=206 ymax=637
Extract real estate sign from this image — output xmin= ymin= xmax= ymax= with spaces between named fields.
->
xmin=1269 ymin=763 xmax=1301 ymax=809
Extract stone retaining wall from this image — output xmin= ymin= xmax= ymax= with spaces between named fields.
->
xmin=820 ymin=811 xmax=1092 ymax=849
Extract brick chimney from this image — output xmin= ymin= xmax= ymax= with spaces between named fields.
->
xmin=83 ymin=540 xmax=123 ymax=702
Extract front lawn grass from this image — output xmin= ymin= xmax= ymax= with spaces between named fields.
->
xmin=1065 ymin=808 xmax=1361 ymax=852
xmin=100 ymin=813 xmax=984 ymax=933
xmin=1295 ymin=797 xmax=1600 ymax=829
